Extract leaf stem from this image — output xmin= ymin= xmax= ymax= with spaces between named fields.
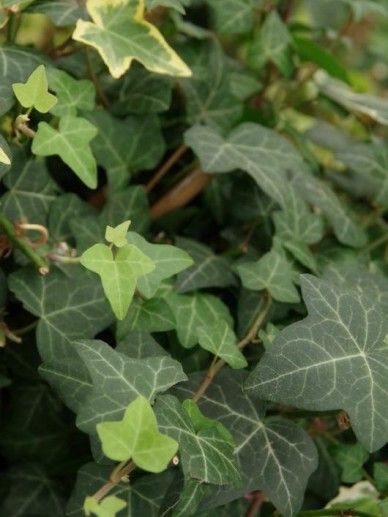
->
xmin=146 ymin=144 xmax=188 ymax=193
xmin=85 ymin=49 xmax=110 ymax=108
xmin=92 ymin=461 xmax=136 ymax=503
xmin=361 ymin=232 xmax=388 ymax=255
xmin=192 ymin=292 xmax=271 ymax=402
xmin=6 ymin=10 xmax=20 ymax=43
xmin=0 ymin=213 xmax=49 ymax=274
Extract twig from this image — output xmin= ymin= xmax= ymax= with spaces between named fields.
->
xmin=146 ymin=144 xmax=188 ymax=193
xmin=192 ymin=292 xmax=272 ymax=402
xmin=0 ymin=213 xmax=49 ymax=274
xmin=92 ymin=461 xmax=135 ymax=503
xmin=245 ymin=491 xmax=264 ymax=517
xmin=85 ymin=49 xmax=110 ymax=108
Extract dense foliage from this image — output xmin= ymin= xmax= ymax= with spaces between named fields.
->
xmin=1 ymin=0 xmax=388 ymax=515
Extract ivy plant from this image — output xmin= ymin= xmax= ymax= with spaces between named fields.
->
xmin=1 ymin=1 xmax=388 ymax=516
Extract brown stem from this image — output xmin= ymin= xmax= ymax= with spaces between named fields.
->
xmin=192 ymin=292 xmax=272 ymax=402
xmin=92 ymin=461 xmax=136 ymax=503
xmin=85 ymin=49 xmax=109 ymax=109
xmin=151 ymin=168 xmax=212 ymax=220
xmin=245 ymin=491 xmax=265 ymax=517
xmin=146 ymin=144 xmax=188 ymax=193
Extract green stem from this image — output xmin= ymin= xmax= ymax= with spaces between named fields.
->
xmin=298 ymin=510 xmax=376 ymax=517
xmin=6 ymin=12 xmax=20 ymax=43
xmin=0 ymin=213 xmax=49 ymax=274
xmin=361 ymin=232 xmax=388 ymax=255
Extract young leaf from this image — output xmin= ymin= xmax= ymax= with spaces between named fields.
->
xmin=84 ymin=495 xmax=126 ymax=517
xmin=246 ymin=275 xmax=388 ymax=452
xmin=197 ymin=320 xmax=247 ymax=369
xmin=97 ymin=395 xmax=178 ymax=472
xmin=126 ymin=232 xmax=194 ymax=298
xmin=0 ymin=136 xmax=11 ymax=166
xmin=105 ymin=220 xmax=131 ymax=248
xmin=333 ymin=443 xmax=369 ymax=483
xmin=12 ymin=65 xmax=57 ymax=113
xmin=32 ymin=116 xmax=98 ymax=189
xmin=73 ymin=0 xmax=191 ymax=79
xmin=237 ymin=249 xmax=300 ymax=303
xmin=80 ymin=243 xmax=155 ymax=320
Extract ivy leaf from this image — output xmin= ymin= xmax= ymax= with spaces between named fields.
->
xmin=237 ymin=249 xmax=300 ymax=303
xmin=197 ymin=321 xmax=247 ymax=369
xmin=247 ymin=11 xmax=293 ymax=76
xmin=165 ymin=291 xmax=233 ymax=348
xmin=246 ymin=274 xmax=388 ymax=452
xmin=73 ymin=0 xmax=191 ymax=79
xmin=116 ymin=297 xmax=176 ymax=338
xmin=175 ymin=370 xmax=318 ymax=516
xmin=105 ymin=220 xmax=131 ymax=248
xmin=0 ymin=46 xmax=48 ymax=116
xmin=146 ymin=0 xmax=190 ymax=14
xmin=374 ymin=463 xmax=388 ymax=492
xmin=333 ymin=443 xmax=369 ymax=483
xmin=97 ymin=396 xmax=178 ymax=472
xmin=87 ymin=111 xmax=164 ymax=189
xmin=111 ymin=63 xmax=172 ymax=115
xmin=74 ymin=339 xmax=187 ymax=435
xmin=84 ymin=495 xmax=126 ymax=517
xmin=32 ymin=116 xmax=98 ymax=189
xmin=0 ymin=135 xmax=11 ymax=166
xmin=185 ymin=123 xmax=365 ymax=247
xmin=206 ymin=0 xmax=254 ymax=34
xmin=47 ymin=68 xmax=95 ymax=117
xmin=2 ymin=149 xmax=58 ymax=225
xmin=126 ymin=232 xmax=193 ymax=298
xmin=155 ymin=394 xmax=241 ymax=486
xmin=12 ymin=65 xmax=57 ymax=113
xmin=316 ymin=71 xmax=388 ymax=125
xmin=27 ymin=0 xmax=87 ymax=26
xmin=9 ymin=266 xmax=113 ymax=362
xmin=175 ymin=237 xmax=236 ymax=293
xmin=80 ymin=243 xmax=155 ymax=320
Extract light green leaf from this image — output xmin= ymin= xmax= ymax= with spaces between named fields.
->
xmin=316 ymin=70 xmax=388 ymax=125
xmin=84 ymin=495 xmax=126 ymax=517
xmin=80 ymin=243 xmax=155 ymax=320
xmin=105 ymin=220 xmax=131 ymax=248
xmin=47 ymin=68 xmax=95 ymax=117
xmin=247 ymin=11 xmax=293 ymax=76
xmin=73 ymin=0 xmax=191 ymax=79
xmin=74 ymin=339 xmax=187 ymax=435
xmin=0 ymin=136 xmax=11 ymax=166
xmin=182 ymin=399 xmax=234 ymax=446
xmin=126 ymin=232 xmax=193 ymax=298
xmin=237 ymin=249 xmax=300 ymax=303
xmin=185 ymin=122 xmax=365 ymax=247
xmin=2 ymin=149 xmax=58 ymax=225
xmin=12 ymin=64 xmax=57 ymax=113
xmin=175 ymin=370 xmax=318 ymax=516
xmin=27 ymin=0 xmax=87 ymax=26
xmin=97 ymin=396 xmax=178 ymax=472
xmin=246 ymin=274 xmax=388 ymax=451
xmin=87 ymin=111 xmax=165 ymax=189
xmin=333 ymin=443 xmax=369 ymax=483
xmin=175 ymin=237 xmax=236 ymax=293
xmin=155 ymin=395 xmax=240 ymax=485
xmin=0 ymin=46 xmax=48 ymax=116
xmin=9 ymin=266 xmax=113 ymax=362
xmin=197 ymin=320 xmax=247 ymax=369
xmin=165 ymin=291 xmax=233 ymax=348
xmin=32 ymin=116 xmax=98 ymax=189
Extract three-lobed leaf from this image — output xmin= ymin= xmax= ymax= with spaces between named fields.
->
xmin=97 ymin=395 xmax=178 ymax=472
xmin=12 ymin=64 xmax=57 ymax=113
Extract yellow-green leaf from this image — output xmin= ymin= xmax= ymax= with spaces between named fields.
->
xmin=73 ymin=0 xmax=191 ymax=79
xmin=0 ymin=142 xmax=11 ymax=166
xmin=84 ymin=495 xmax=127 ymax=517
xmin=105 ymin=220 xmax=131 ymax=248
xmin=12 ymin=65 xmax=57 ymax=113
xmin=97 ymin=395 xmax=178 ymax=472
xmin=80 ymin=243 xmax=155 ymax=319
